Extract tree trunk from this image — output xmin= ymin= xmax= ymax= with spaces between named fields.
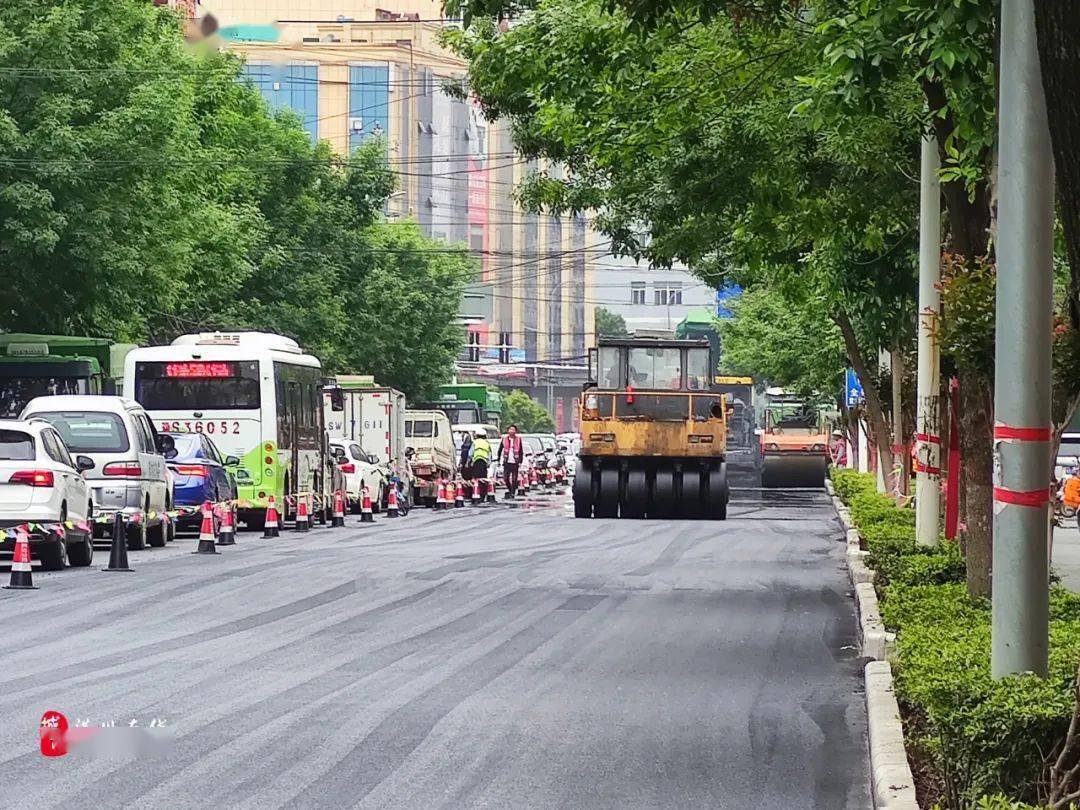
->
xmin=891 ymin=344 xmax=908 ymax=496
xmin=834 ymin=309 xmax=897 ymax=496
xmin=959 ymin=369 xmax=994 ymax=598
xmin=1034 ymin=0 xmax=1080 ymax=332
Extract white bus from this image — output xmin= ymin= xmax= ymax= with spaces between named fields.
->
xmin=123 ymin=332 xmax=329 ymax=527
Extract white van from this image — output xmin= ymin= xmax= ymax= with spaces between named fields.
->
xmin=21 ymin=396 xmax=173 ymax=549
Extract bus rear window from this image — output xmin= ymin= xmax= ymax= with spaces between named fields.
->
xmin=135 ymin=361 xmax=260 ymax=410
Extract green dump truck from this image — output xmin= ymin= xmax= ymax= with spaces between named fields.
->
xmin=0 ymin=334 xmax=136 ymax=417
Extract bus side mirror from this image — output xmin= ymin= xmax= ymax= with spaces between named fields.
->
xmin=329 ymin=387 xmax=344 ymax=412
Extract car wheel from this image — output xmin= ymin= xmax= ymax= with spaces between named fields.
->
xmin=40 ymin=535 xmax=68 ymax=571
xmin=126 ymin=516 xmax=147 ymax=550
xmin=147 ymin=505 xmax=167 ymax=547
xmin=67 ymin=523 xmax=93 ymax=566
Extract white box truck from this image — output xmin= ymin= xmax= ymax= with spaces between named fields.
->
xmin=323 ymin=377 xmax=409 ymax=501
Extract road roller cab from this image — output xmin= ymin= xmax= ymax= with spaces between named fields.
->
xmin=574 ymin=338 xmax=729 ymax=519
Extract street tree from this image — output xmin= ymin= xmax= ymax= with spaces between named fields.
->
xmin=446 ymin=0 xmax=918 ymax=495
xmin=594 ymin=306 xmax=629 ymax=339
xmin=0 ymin=0 xmax=472 ymax=399
xmin=720 ymin=287 xmax=845 ymax=399
xmin=502 ymin=390 xmax=556 ymax=433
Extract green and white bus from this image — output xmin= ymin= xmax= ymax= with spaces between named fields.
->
xmin=124 ymin=332 xmax=330 ymax=526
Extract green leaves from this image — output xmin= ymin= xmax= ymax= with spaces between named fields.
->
xmin=502 ymin=390 xmax=557 ymax=433
xmin=0 ymin=0 xmax=470 ymax=395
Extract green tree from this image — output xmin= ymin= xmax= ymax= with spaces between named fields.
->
xmin=720 ymin=288 xmax=845 ymax=398
xmin=502 ymin=390 xmax=556 ymax=433
xmin=446 ymin=0 xmax=917 ymax=491
xmin=0 ymin=0 xmax=472 ymax=401
xmin=337 ymin=220 xmax=475 ymax=401
xmin=594 ymin=306 xmax=629 ymax=339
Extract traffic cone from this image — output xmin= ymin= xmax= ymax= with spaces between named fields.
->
xmin=264 ymin=495 xmax=280 ymax=538
xmin=332 ymin=490 xmax=346 ymax=527
xmin=295 ymin=495 xmax=309 ymax=533
xmin=103 ymin=512 xmax=134 ymax=571
xmin=471 ymin=479 xmax=481 ymax=505
xmin=360 ymin=485 xmax=374 ymax=523
xmin=4 ymin=529 xmax=37 ymax=589
xmin=193 ymin=501 xmax=219 ymax=554
xmin=386 ymin=485 xmax=399 ymax=518
xmin=486 ymin=479 xmax=497 ymax=503
xmin=216 ymin=503 xmax=236 ymax=546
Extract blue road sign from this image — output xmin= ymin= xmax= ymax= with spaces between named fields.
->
xmin=845 ymin=368 xmax=864 ymax=407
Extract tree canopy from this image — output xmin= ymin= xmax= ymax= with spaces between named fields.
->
xmin=0 ymin=0 xmax=474 ymax=398
xmin=593 ymin=306 xmax=629 ymax=339
xmin=502 ymin=390 xmax=556 ymax=433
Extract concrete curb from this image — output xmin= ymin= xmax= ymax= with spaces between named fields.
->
xmin=865 ymin=661 xmax=919 ymax=810
xmin=856 ymin=581 xmax=895 ymax=661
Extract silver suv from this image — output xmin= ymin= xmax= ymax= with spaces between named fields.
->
xmin=21 ymin=396 xmax=173 ymax=549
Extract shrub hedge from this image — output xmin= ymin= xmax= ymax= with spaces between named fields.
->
xmin=831 ymin=467 xmax=1080 ymax=808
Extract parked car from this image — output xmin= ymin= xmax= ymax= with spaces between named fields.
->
xmin=165 ymin=432 xmax=239 ymax=529
xmin=328 ymin=437 xmax=387 ymax=512
xmin=558 ymin=433 xmax=580 ymax=477
xmin=0 ymin=419 xmax=96 ymax=570
xmin=21 ymin=396 xmax=173 ymax=550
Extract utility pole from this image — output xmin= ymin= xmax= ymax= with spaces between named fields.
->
xmin=915 ymin=134 xmax=942 ymax=546
xmin=991 ymin=0 xmax=1055 ymax=678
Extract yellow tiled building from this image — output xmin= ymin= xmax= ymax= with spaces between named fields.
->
xmin=202 ymin=1 xmax=595 ymax=372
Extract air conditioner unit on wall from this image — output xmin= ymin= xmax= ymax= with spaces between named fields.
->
xmin=349 ymin=117 xmax=364 ymax=134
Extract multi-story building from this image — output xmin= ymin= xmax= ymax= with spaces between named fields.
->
xmin=591 ymin=255 xmax=717 ymax=336
xmin=203 ymin=1 xmax=595 ymax=378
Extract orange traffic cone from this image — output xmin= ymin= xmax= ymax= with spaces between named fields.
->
xmin=454 ymin=480 xmax=465 ymax=508
xmin=295 ymin=495 xmax=309 ymax=533
xmin=217 ymin=503 xmax=236 ymax=546
xmin=332 ymin=490 xmax=346 ymax=527
xmin=193 ymin=501 xmax=219 ymax=554
xmin=3 ymin=529 xmax=37 ymax=590
xmin=471 ymin=479 xmax=481 ymax=505
xmin=386 ymin=485 xmax=399 ymax=518
xmin=264 ymin=495 xmax=280 ymax=538
xmin=360 ymin=485 xmax=374 ymax=523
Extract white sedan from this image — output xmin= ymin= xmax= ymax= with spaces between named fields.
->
xmin=0 ymin=419 xmax=96 ymax=570
xmin=329 ymin=439 xmax=387 ymax=512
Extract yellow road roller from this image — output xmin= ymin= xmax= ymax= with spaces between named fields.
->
xmin=574 ymin=338 xmax=729 ymax=519
xmin=759 ymin=390 xmax=830 ymax=488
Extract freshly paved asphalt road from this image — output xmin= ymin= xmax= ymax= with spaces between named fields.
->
xmin=0 ymin=488 xmax=870 ymax=809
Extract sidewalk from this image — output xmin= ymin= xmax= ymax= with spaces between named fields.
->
xmin=1054 ymin=522 xmax=1080 ymax=591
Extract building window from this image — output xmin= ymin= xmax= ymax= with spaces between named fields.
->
xmin=349 ymin=63 xmax=390 ymax=152
xmin=654 ymin=284 xmax=683 ymax=306
xmin=630 ymin=282 xmax=646 ymax=305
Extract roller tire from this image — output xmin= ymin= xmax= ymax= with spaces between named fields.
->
xmin=595 ymin=466 xmax=620 ymax=518
xmin=653 ymin=468 xmax=676 ymax=518
xmin=622 ymin=469 xmax=648 ymax=519
xmin=572 ymin=464 xmax=593 ymax=518
xmin=708 ymin=467 xmax=729 ymax=521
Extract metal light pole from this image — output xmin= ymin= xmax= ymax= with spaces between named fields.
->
xmin=991 ymin=0 xmax=1056 ymax=678
xmin=915 ymin=134 xmax=942 ymax=546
